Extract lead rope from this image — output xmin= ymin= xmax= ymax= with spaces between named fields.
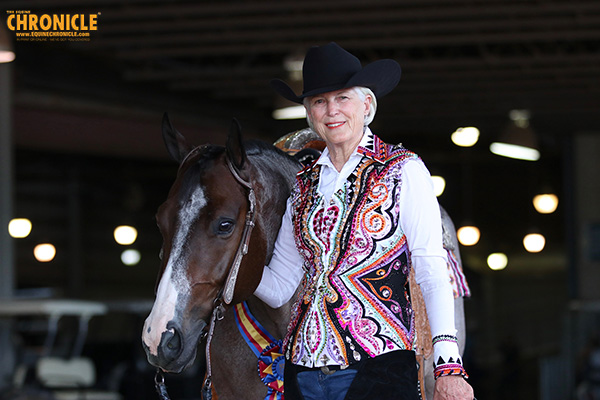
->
xmin=155 ymin=369 xmax=171 ymax=400
xmin=201 ymin=301 xmax=225 ymax=400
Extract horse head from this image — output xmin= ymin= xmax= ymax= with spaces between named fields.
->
xmin=142 ymin=115 xmax=290 ymax=373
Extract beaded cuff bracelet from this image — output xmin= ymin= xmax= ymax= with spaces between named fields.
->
xmin=433 ymin=354 xmax=468 ymax=379
xmin=432 ymin=334 xmax=458 ymax=346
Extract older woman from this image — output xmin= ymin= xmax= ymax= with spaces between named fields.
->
xmin=255 ymin=42 xmax=474 ymax=400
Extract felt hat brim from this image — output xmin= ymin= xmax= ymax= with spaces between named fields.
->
xmin=271 ymin=59 xmax=401 ymax=104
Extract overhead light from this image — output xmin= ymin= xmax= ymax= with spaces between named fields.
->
xmin=272 ymin=105 xmax=306 ymax=120
xmin=490 ymin=142 xmax=540 ymax=161
xmin=431 ymin=175 xmax=446 ymax=197
xmin=34 ymin=243 xmax=56 ymax=262
xmin=0 ymin=23 xmax=15 ymax=63
xmin=273 ymin=57 xmax=305 ymax=120
xmin=272 ymin=87 xmax=306 ymax=120
xmin=121 ymin=249 xmax=141 ymax=266
xmin=533 ymin=193 xmax=558 ymax=214
xmin=523 ymin=233 xmax=545 ymax=253
xmin=490 ymin=109 xmax=540 ymax=161
xmin=451 ymin=127 xmax=479 ymax=147
xmin=487 ymin=253 xmax=508 ymax=270
xmin=114 ymin=225 xmax=138 ymax=245
xmin=8 ymin=218 xmax=32 ymax=238
xmin=457 ymin=225 xmax=480 ymax=246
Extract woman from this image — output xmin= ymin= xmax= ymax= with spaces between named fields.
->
xmin=255 ymin=42 xmax=474 ymax=400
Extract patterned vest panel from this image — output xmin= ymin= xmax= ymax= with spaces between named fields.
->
xmin=286 ymin=134 xmax=421 ymax=367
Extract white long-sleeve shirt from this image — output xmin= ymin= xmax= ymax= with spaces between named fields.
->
xmin=255 ymin=129 xmax=462 ymax=371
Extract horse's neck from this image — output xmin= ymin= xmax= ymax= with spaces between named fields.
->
xmin=245 ymin=295 xmax=291 ymax=340
xmin=242 ymin=151 xmax=298 ymax=340
xmin=249 ymin=153 xmax=298 ymax=267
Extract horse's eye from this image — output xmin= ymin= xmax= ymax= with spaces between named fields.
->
xmin=216 ymin=218 xmax=235 ymax=235
xmin=158 ymin=247 xmax=164 ymax=260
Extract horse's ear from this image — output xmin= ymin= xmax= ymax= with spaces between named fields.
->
xmin=162 ymin=113 xmax=193 ymax=163
xmin=226 ymin=118 xmax=247 ymax=171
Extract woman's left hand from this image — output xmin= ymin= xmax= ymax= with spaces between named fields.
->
xmin=432 ymin=375 xmax=474 ymax=400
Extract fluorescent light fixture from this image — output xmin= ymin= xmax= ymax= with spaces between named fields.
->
xmin=490 ymin=142 xmax=540 ymax=161
xmin=491 ymin=109 xmax=540 ymax=161
xmin=272 ymin=105 xmax=306 ymax=120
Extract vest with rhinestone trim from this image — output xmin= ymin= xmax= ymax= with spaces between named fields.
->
xmin=285 ymin=133 xmax=421 ymax=367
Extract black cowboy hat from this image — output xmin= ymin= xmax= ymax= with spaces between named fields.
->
xmin=270 ymin=42 xmax=401 ymax=104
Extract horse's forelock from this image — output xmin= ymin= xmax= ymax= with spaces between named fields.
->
xmin=176 ymin=146 xmax=225 ymax=199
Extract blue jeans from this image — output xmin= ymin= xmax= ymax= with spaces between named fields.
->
xmin=296 ymin=369 xmax=358 ymax=400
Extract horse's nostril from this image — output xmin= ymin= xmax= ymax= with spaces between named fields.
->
xmin=159 ymin=327 xmax=183 ymax=362
xmin=167 ymin=330 xmax=181 ymax=350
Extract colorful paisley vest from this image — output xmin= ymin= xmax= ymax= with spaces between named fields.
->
xmin=286 ymin=133 xmax=421 ymax=368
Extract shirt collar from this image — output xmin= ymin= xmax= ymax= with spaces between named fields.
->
xmin=316 ymin=128 xmax=376 ymax=169
xmin=356 ymin=129 xmax=388 ymax=163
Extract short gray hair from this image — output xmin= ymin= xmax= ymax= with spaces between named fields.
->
xmin=304 ymin=86 xmax=377 ymax=130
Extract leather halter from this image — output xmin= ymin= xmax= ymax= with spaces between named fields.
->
xmin=222 ymin=156 xmax=256 ymax=305
xmin=203 ymin=152 xmax=257 ymax=400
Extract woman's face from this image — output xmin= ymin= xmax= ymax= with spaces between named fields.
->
xmin=306 ymin=88 xmax=372 ymax=149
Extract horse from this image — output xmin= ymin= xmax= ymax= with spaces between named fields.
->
xmin=142 ymin=117 xmax=469 ymax=400
xmin=142 ymin=115 xmax=300 ymax=399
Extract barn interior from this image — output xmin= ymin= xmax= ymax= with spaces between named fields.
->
xmin=1 ymin=1 xmax=600 ymax=399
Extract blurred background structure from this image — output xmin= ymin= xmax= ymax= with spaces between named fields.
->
xmin=1 ymin=1 xmax=599 ymax=399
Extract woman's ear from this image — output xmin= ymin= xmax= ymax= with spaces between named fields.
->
xmin=364 ymin=94 xmax=372 ymax=116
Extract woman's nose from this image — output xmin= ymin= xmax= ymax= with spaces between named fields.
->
xmin=326 ymin=102 xmax=339 ymax=115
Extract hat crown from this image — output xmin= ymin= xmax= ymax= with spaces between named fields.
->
xmin=302 ymin=43 xmax=362 ymax=96
xmin=269 ymin=42 xmax=400 ymax=104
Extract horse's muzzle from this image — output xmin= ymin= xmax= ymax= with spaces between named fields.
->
xmin=143 ymin=319 xmax=207 ymax=373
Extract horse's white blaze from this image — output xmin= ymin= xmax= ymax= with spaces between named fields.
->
xmin=143 ymin=185 xmax=207 ymax=356
xmin=143 ymin=263 xmax=181 ymax=356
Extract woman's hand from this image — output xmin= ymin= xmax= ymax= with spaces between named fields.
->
xmin=433 ymin=375 xmax=474 ymax=400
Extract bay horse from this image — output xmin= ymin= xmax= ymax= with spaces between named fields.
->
xmin=141 ymin=116 xmax=468 ymax=400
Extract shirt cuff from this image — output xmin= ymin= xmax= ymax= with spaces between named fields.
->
xmin=432 ymin=335 xmax=468 ymax=379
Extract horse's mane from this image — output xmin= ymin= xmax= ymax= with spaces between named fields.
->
xmin=244 ymin=139 xmax=300 ymax=187
xmin=244 ymin=139 xmax=301 ymax=263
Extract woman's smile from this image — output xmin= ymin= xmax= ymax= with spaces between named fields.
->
xmin=306 ymin=88 xmax=372 ymax=164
